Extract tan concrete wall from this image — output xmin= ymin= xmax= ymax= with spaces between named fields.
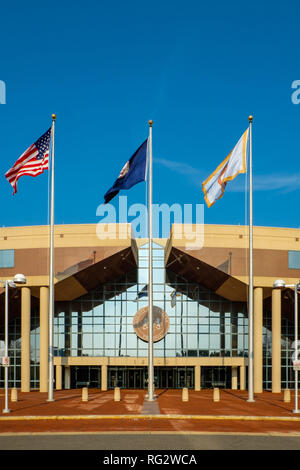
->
xmin=1 ymin=222 xmax=300 ymax=288
xmin=54 ymin=356 xmax=246 ymax=367
xmin=167 ymin=224 xmax=300 ymax=288
xmin=169 ymin=224 xmax=300 ymax=251
xmin=0 ymin=224 xmax=138 ymax=287
xmin=0 ymin=223 xmax=135 ymax=249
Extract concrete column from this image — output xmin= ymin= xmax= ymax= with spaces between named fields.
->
xmin=254 ymin=287 xmax=263 ymax=393
xmin=39 ymin=286 xmax=49 ymax=393
xmin=231 ymin=366 xmax=238 ymax=390
xmin=240 ymin=365 xmax=245 ymax=390
xmin=272 ymin=288 xmax=281 ymax=393
xmin=56 ymin=365 xmax=62 ymax=390
xmin=21 ymin=287 xmax=31 ymax=392
xmin=194 ymin=365 xmax=201 ymax=391
xmin=65 ymin=366 xmax=71 ymax=389
xmin=101 ymin=364 xmax=107 ymax=391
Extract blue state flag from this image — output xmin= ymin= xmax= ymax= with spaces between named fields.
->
xmin=104 ymin=139 xmax=148 ymax=204
xmin=133 ymin=285 xmax=148 ymax=302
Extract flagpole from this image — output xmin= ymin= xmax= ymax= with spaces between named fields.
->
xmin=247 ymin=115 xmax=255 ymax=403
xmin=48 ymin=113 xmax=56 ymax=402
xmin=147 ymin=119 xmax=155 ymax=401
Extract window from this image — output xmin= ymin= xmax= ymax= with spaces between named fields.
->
xmin=0 ymin=249 xmax=14 ymax=268
xmin=288 ymin=251 xmax=300 ymax=269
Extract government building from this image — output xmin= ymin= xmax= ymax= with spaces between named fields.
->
xmin=0 ymin=223 xmax=299 ymax=393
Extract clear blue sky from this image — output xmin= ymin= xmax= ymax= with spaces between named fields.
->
xmin=0 ymin=0 xmax=299 ymax=232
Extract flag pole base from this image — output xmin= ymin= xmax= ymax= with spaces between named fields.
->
xmin=145 ymin=394 xmax=157 ymax=401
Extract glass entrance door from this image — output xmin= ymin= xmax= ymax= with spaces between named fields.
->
xmin=201 ymin=366 xmax=231 ymax=388
xmin=71 ymin=366 xmax=101 ymax=388
xmin=176 ymin=367 xmax=193 ymax=388
xmin=108 ymin=367 xmax=147 ymax=389
xmin=107 ymin=366 xmax=194 ymax=389
xmin=89 ymin=367 xmax=101 ymax=388
xmin=157 ymin=367 xmax=175 ymax=388
xmin=127 ymin=368 xmax=144 ymax=389
xmin=109 ymin=368 xmax=125 ymax=388
xmin=155 ymin=367 xmax=194 ymax=389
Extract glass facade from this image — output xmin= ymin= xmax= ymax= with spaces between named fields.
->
xmin=262 ymin=310 xmax=295 ymax=390
xmin=52 ymin=243 xmax=248 ymax=359
xmin=0 ymin=241 xmax=297 ymax=390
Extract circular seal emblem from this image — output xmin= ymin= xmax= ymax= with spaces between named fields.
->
xmin=133 ymin=306 xmax=170 ymax=343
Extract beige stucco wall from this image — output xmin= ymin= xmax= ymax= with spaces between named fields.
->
xmin=0 ymin=223 xmax=138 ymax=287
xmin=167 ymin=223 xmax=300 ymax=288
xmin=54 ymin=356 xmax=246 ymax=367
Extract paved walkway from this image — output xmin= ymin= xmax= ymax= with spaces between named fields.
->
xmin=141 ymin=396 xmax=161 ymax=415
xmin=2 ymin=433 xmax=300 ymax=450
xmin=1 ymin=389 xmax=300 ymax=435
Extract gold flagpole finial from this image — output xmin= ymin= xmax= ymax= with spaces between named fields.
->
xmin=248 ymin=115 xmax=253 ymax=123
xmin=149 ymin=120 xmax=153 ymax=127
xmin=51 ymin=114 xmax=56 ymax=121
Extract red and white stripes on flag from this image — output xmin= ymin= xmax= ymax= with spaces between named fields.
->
xmin=5 ymin=127 xmax=51 ymax=194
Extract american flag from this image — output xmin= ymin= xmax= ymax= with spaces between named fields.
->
xmin=5 ymin=128 xmax=51 ymax=194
